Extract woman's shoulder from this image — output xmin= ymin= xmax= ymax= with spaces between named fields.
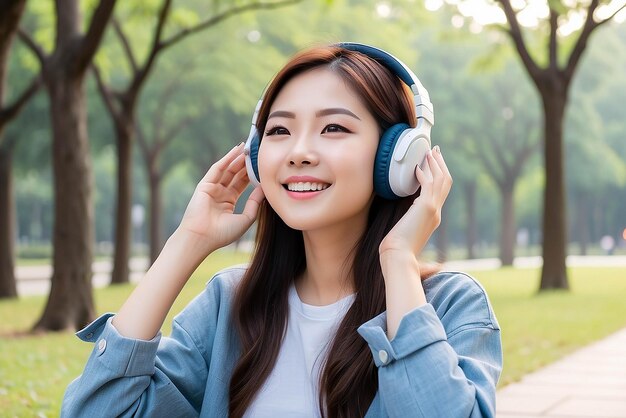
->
xmin=206 ymin=264 xmax=249 ymax=294
xmin=174 ymin=264 xmax=248 ymax=328
xmin=422 ymin=270 xmax=500 ymax=336
xmin=422 ymin=270 xmax=489 ymax=300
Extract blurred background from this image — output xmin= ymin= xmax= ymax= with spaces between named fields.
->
xmin=5 ymin=0 xmax=626 ymax=269
xmin=0 ymin=0 xmax=625 ymax=416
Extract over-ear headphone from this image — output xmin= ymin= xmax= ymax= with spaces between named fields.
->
xmin=243 ymin=42 xmax=434 ymax=200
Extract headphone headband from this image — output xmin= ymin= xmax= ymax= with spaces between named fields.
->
xmin=337 ymin=42 xmax=434 ymax=126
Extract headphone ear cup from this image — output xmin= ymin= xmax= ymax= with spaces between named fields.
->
xmin=246 ymin=130 xmax=261 ymax=185
xmin=374 ymin=123 xmax=410 ymax=200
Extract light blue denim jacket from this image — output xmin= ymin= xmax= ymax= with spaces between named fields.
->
xmin=62 ymin=266 xmax=502 ymax=417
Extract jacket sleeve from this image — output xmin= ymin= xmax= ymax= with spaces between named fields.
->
xmin=357 ymin=273 xmax=502 ymax=418
xmin=61 ymin=279 xmax=223 ymax=418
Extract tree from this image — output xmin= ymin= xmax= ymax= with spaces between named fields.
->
xmin=566 ymin=24 xmax=626 ymax=254
xmin=93 ymin=0 xmax=300 ymax=284
xmin=436 ymin=0 xmax=625 ymax=287
xmin=0 ymin=0 xmax=41 ymax=299
xmin=495 ymin=0 xmax=624 ymax=288
xmin=135 ymin=83 xmax=195 ymax=263
xmin=566 ymin=99 xmax=626 ymax=254
xmin=460 ymin=65 xmax=541 ymax=266
xmin=18 ymin=0 xmax=118 ymax=330
xmin=412 ymin=20 xmax=519 ymax=262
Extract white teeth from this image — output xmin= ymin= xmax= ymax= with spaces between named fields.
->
xmin=286 ymin=182 xmax=330 ymax=192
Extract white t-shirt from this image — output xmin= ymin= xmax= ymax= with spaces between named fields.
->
xmin=244 ymin=283 xmax=356 ymax=418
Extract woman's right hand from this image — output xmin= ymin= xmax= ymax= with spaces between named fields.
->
xmin=112 ymin=142 xmax=263 ymax=341
xmin=177 ymin=142 xmax=265 ymax=254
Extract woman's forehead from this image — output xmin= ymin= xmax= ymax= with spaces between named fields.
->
xmin=269 ymin=68 xmax=369 ymax=116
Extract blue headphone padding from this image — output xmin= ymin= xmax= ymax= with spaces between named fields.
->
xmin=249 ymin=132 xmax=260 ymax=182
xmin=374 ymin=123 xmax=410 ymax=200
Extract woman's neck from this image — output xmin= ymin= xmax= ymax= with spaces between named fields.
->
xmin=296 ymin=224 xmax=363 ymax=306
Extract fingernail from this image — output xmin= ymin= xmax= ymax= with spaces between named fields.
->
xmin=434 ymin=145 xmax=441 ymax=154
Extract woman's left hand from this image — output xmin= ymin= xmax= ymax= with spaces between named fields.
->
xmin=379 ymin=145 xmax=452 ymax=258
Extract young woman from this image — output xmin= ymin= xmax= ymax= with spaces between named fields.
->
xmin=62 ymin=43 xmax=502 ymax=418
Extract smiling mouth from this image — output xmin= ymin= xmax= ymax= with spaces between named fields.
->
xmin=283 ymin=181 xmax=331 ymax=192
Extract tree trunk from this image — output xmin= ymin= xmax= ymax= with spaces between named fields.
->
xmin=30 ymin=0 xmax=117 ymax=331
xmin=33 ymin=75 xmax=95 ymax=331
xmin=499 ymin=182 xmax=516 ymax=266
xmin=0 ymin=0 xmax=29 ymax=299
xmin=110 ymin=119 xmax=133 ymax=284
xmin=0 ymin=139 xmax=17 ymax=298
xmin=148 ymin=168 xmax=162 ymax=265
xmin=539 ymin=88 xmax=569 ymax=290
xmin=464 ymin=181 xmax=477 ymax=259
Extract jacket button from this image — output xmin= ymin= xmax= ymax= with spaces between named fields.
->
xmin=378 ymin=349 xmax=389 ymax=364
xmin=98 ymin=339 xmax=107 ymax=353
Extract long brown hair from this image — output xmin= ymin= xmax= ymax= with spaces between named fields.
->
xmin=229 ymin=45 xmax=436 ymax=417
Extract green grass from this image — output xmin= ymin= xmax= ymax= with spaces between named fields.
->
xmin=468 ymin=266 xmax=626 ymax=387
xmin=13 ymin=258 xmax=51 ymax=266
xmin=0 ymin=250 xmax=249 ymax=418
xmin=1 ymin=257 xmax=625 ymax=417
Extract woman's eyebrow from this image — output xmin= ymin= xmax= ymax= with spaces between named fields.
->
xmin=315 ymin=108 xmax=361 ymax=120
xmin=267 ymin=110 xmax=296 ymax=120
xmin=267 ymin=108 xmax=362 ymax=121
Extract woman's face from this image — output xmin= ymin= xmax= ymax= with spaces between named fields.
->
xmin=258 ymin=67 xmax=380 ymax=233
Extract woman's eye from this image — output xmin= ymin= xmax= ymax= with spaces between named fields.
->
xmin=265 ymin=126 xmax=289 ymax=136
xmin=322 ymin=124 xmax=350 ymax=134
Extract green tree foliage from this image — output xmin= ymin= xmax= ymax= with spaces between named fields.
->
xmin=8 ymin=0 xmax=626 ymax=293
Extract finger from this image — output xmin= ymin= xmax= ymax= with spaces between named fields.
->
xmin=228 ymin=164 xmax=251 ymax=197
xmin=420 ymin=152 xmax=434 ymax=182
xmin=426 ymin=149 xmax=443 ymax=184
xmin=432 ymin=145 xmax=451 ymax=179
xmin=241 ymin=186 xmax=266 ymax=223
xmin=201 ymin=142 xmax=245 ymax=183
xmin=431 ymin=146 xmax=453 ymax=195
xmin=218 ymin=153 xmax=246 ymax=187
xmin=414 ymin=161 xmax=434 ymax=199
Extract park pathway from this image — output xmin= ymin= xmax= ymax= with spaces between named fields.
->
xmin=446 ymin=255 xmax=626 ymax=417
xmin=15 ymin=258 xmax=148 ymax=296
xmin=15 ymin=255 xmax=626 ymax=296
xmin=496 ymin=327 xmax=626 ymax=417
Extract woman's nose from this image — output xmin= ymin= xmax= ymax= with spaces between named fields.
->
xmin=288 ymin=135 xmax=319 ymax=167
